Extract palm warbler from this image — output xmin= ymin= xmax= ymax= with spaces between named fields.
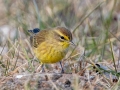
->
xmin=29 ymin=27 xmax=73 ymax=73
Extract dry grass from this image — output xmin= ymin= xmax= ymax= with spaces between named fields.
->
xmin=0 ymin=0 xmax=120 ymax=90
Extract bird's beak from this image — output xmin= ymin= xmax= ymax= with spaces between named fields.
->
xmin=70 ymin=41 xmax=76 ymax=46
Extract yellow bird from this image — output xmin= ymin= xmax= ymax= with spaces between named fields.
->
xmin=29 ymin=27 xmax=73 ymax=73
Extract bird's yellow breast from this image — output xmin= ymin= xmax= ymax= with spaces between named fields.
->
xmin=34 ymin=41 xmax=68 ymax=63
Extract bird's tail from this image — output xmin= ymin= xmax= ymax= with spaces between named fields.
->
xmin=28 ymin=28 xmax=40 ymax=34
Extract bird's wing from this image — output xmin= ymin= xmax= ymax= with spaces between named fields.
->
xmin=30 ymin=30 xmax=49 ymax=48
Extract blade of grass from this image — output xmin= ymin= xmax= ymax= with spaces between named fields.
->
xmin=20 ymin=40 xmax=34 ymax=72
xmin=0 ymin=42 xmax=7 ymax=68
xmin=88 ymin=21 xmax=99 ymax=55
xmin=13 ymin=51 xmax=19 ymax=70
xmin=101 ymin=0 xmax=117 ymax=61
xmin=72 ymin=1 xmax=104 ymax=33
xmin=109 ymin=38 xmax=117 ymax=73
xmin=33 ymin=0 xmax=41 ymax=28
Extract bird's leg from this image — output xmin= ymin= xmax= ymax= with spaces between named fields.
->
xmin=41 ymin=63 xmax=45 ymax=72
xmin=59 ymin=61 xmax=64 ymax=73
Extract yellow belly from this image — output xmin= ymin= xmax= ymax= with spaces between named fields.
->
xmin=33 ymin=42 xmax=66 ymax=63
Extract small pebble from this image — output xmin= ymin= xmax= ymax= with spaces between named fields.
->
xmin=64 ymin=79 xmax=71 ymax=88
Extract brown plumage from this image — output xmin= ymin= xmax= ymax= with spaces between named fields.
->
xmin=54 ymin=27 xmax=72 ymax=41
xmin=30 ymin=30 xmax=49 ymax=48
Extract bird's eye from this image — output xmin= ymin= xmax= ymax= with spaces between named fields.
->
xmin=60 ymin=36 xmax=65 ymax=39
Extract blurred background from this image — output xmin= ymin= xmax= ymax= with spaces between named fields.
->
xmin=0 ymin=0 xmax=120 ymax=89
